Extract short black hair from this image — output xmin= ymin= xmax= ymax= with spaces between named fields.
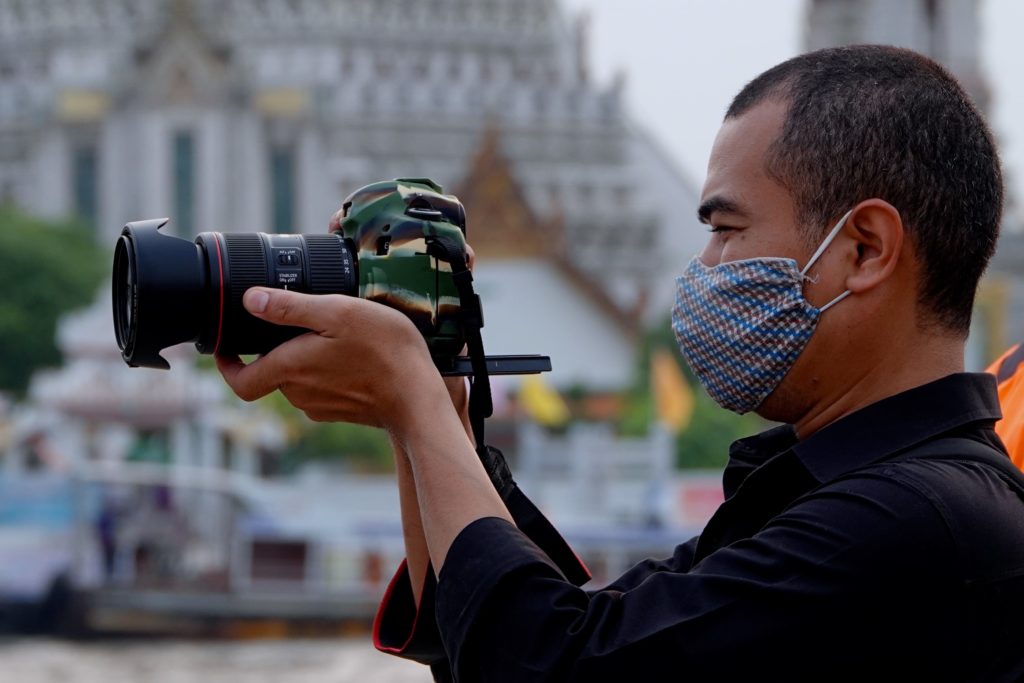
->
xmin=727 ymin=44 xmax=1003 ymax=336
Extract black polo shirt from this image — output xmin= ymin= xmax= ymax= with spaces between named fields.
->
xmin=377 ymin=373 xmax=1024 ymax=681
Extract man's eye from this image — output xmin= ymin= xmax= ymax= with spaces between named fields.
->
xmin=708 ymin=225 xmax=736 ymax=234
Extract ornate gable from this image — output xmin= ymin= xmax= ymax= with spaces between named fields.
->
xmin=128 ymin=0 xmax=236 ymax=108
xmin=455 ymin=126 xmax=560 ymax=261
xmin=456 ymin=126 xmax=638 ymax=339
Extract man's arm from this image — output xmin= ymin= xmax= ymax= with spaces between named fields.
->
xmin=391 ymin=373 xmax=513 ymax=572
xmin=216 ymin=287 xmax=511 ymax=575
xmin=390 ymin=437 xmax=430 ymax=606
xmin=389 ymin=374 xmax=473 ymax=605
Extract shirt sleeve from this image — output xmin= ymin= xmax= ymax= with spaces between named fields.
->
xmin=372 ymin=559 xmax=446 ymax=665
xmin=595 ymin=535 xmax=698 ymax=594
xmin=434 ymin=476 xmax=963 ymax=682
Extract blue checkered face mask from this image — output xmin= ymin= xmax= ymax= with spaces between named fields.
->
xmin=671 ymin=210 xmax=853 ymax=414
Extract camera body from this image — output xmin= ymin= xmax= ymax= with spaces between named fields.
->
xmin=114 ymin=178 xmax=470 ymax=369
xmin=339 ymin=177 xmax=467 ymax=360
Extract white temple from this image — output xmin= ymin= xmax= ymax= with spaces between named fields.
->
xmin=0 ymin=0 xmax=703 ymax=333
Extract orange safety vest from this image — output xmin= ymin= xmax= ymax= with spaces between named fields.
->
xmin=987 ymin=343 xmax=1024 ymax=472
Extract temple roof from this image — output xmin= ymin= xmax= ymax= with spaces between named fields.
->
xmin=456 ymin=126 xmax=640 ymax=339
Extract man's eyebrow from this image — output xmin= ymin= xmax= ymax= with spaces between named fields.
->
xmin=697 ymin=196 xmax=745 ymax=224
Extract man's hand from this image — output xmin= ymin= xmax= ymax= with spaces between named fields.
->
xmin=215 ymin=287 xmax=444 ymax=433
xmin=216 ymin=248 xmax=508 ymax=574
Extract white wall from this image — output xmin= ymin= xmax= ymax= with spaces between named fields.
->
xmin=473 ymin=259 xmax=636 ymax=390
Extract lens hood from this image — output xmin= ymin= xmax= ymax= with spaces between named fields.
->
xmin=113 ymin=219 xmax=208 ymax=369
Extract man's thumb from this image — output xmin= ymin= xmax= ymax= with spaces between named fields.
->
xmin=243 ymin=287 xmax=320 ymax=329
xmin=244 ymin=288 xmax=270 ymax=313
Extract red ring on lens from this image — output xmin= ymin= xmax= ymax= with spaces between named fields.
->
xmin=213 ymin=234 xmax=225 ymax=354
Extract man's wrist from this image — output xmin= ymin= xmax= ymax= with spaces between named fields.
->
xmin=387 ymin=361 xmax=463 ymax=452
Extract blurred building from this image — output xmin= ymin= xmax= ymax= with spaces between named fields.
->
xmin=0 ymin=3 xmax=703 ymax=627
xmin=0 ymin=290 xmax=701 ymax=629
xmin=3 ymin=292 xmax=285 ymax=479
xmin=807 ymin=0 xmax=991 ymax=109
xmin=0 ymin=0 xmax=701 ymax=390
xmin=806 ymin=0 xmax=1024 ymax=366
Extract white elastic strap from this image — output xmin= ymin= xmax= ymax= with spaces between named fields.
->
xmin=818 ymin=289 xmax=852 ymax=313
xmin=801 ymin=209 xmax=853 ymax=276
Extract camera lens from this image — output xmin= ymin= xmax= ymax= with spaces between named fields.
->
xmin=112 ymin=220 xmax=357 ymax=369
xmin=113 ymin=235 xmax=134 ymax=349
xmin=121 ymin=262 xmax=133 ymax=332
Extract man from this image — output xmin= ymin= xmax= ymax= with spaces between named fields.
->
xmin=217 ymin=45 xmax=1024 ymax=681
xmin=987 ymin=343 xmax=1024 ymax=470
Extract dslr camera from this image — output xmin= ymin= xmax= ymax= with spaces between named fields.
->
xmin=112 ymin=178 xmax=547 ymax=376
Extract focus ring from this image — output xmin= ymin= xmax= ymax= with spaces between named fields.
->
xmin=221 ymin=233 xmax=269 ymax=354
xmin=223 ymin=233 xmax=267 ymax=314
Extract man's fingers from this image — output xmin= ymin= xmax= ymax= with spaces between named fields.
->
xmin=328 ymin=207 xmax=346 ymax=233
xmin=243 ymin=287 xmax=335 ymax=331
xmin=216 ymin=353 xmax=281 ymax=402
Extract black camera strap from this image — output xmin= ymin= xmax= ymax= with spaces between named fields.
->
xmin=427 ymin=236 xmax=590 ymax=587
xmin=426 ymin=236 xmax=492 ymax=450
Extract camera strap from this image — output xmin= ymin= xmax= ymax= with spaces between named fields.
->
xmin=427 ymin=236 xmax=591 ymax=588
xmin=425 ymin=236 xmax=492 ymax=450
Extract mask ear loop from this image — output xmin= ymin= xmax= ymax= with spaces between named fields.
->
xmin=801 ymin=209 xmax=854 ymax=313
xmin=800 ymin=209 xmax=853 ymax=277
xmin=818 ymin=289 xmax=852 ymax=313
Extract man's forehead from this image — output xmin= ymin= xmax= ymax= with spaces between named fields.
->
xmin=713 ymin=98 xmax=788 ymax=157
xmin=700 ymin=99 xmax=789 ymax=214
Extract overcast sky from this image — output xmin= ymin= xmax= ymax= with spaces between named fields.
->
xmin=561 ymin=0 xmax=1024 ymax=216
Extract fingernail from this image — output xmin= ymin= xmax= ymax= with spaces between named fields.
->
xmin=246 ymin=289 xmax=269 ymax=313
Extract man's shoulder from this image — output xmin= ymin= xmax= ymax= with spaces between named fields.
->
xmin=811 ymin=436 xmax=1024 ymax=578
xmin=866 ymin=432 xmax=1023 ymax=499
xmin=828 ymin=432 xmax=1022 ymax=509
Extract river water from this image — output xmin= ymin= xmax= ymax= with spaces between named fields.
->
xmin=1 ymin=637 xmax=431 ymax=682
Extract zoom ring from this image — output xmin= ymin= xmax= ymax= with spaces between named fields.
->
xmin=306 ymin=234 xmax=357 ymax=296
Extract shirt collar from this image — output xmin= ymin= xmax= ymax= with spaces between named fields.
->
xmin=792 ymin=372 xmax=1001 ymax=483
xmin=723 ymin=424 xmax=798 ymax=499
xmin=724 ymin=373 xmax=1001 ymax=493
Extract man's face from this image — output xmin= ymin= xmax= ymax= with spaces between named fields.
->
xmin=696 ymin=99 xmax=849 ymax=422
xmin=698 ymin=99 xmax=804 ymax=270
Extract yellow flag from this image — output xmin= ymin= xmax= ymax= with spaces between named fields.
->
xmin=518 ymin=375 xmax=571 ymax=427
xmin=651 ymin=348 xmax=694 ymax=434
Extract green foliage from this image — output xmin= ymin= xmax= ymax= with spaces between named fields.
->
xmin=255 ymin=391 xmax=394 ymax=473
xmin=624 ymin=316 xmax=770 ymax=471
xmin=618 ymin=388 xmax=653 ymax=437
xmin=282 ymin=421 xmax=394 ymax=473
xmin=0 ymin=205 xmax=105 ymax=395
xmin=674 ymin=389 xmax=766 ymax=470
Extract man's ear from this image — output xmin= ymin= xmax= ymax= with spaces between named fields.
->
xmin=843 ymin=199 xmax=904 ymax=294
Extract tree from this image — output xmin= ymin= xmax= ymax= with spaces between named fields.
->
xmin=282 ymin=420 xmax=394 ymax=473
xmin=0 ymin=206 xmax=105 ymax=395
xmin=255 ymin=390 xmax=394 ymax=474
xmin=622 ymin=317 xmax=769 ymax=471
